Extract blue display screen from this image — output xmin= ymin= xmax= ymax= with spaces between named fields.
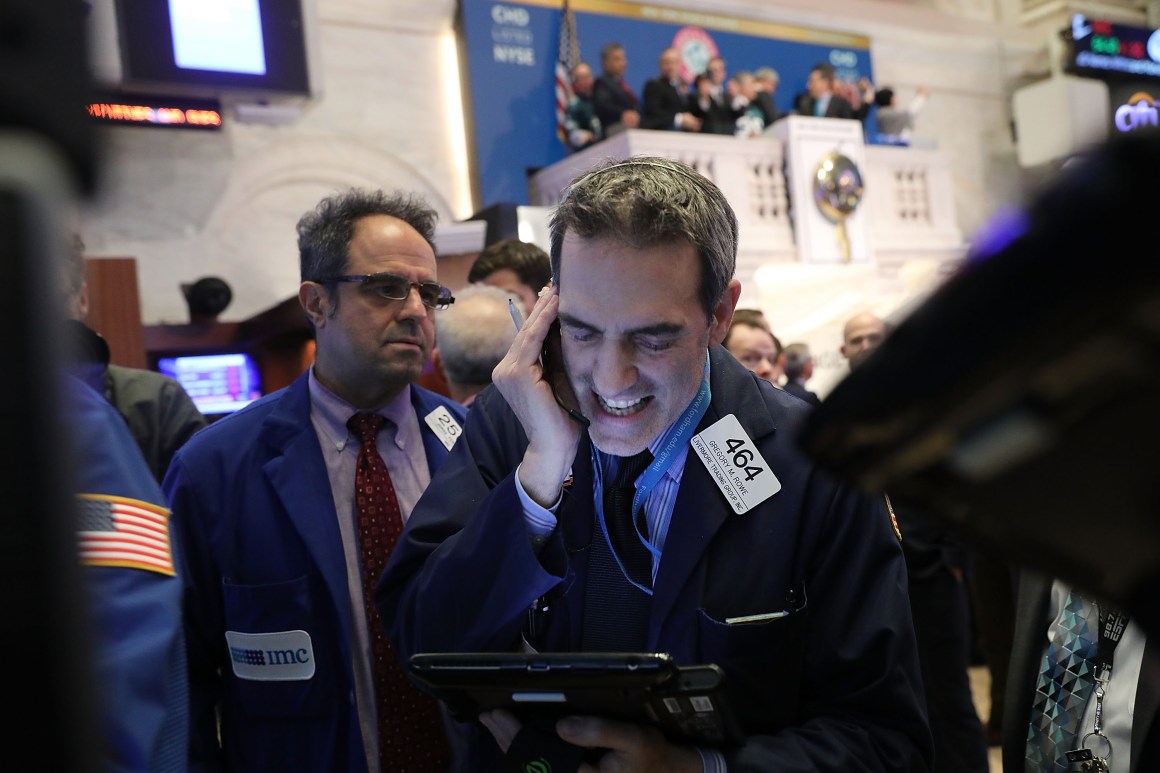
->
xmin=169 ymin=0 xmax=267 ymax=75
xmin=157 ymin=353 xmax=263 ymax=415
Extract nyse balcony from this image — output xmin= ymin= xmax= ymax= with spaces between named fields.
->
xmin=528 ymin=128 xmax=965 ymax=286
xmin=528 ymin=127 xmax=967 ymax=398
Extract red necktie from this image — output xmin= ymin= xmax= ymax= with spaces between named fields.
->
xmin=348 ymin=412 xmax=449 ymax=772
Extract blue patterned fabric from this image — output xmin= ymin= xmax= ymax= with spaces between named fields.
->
xmin=1026 ymin=590 xmax=1100 ymax=772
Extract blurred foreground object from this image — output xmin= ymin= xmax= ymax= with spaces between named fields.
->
xmin=0 ymin=0 xmax=100 ymax=767
xmin=799 ymin=129 xmax=1160 ymax=632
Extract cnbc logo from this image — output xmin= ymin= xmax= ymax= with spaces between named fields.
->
xmin=1114 ymin=92 xmax=1159 ymax=132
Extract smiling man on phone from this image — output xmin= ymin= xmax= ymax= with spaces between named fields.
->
xmin=380 ymin=159 xmax=931 ymax=772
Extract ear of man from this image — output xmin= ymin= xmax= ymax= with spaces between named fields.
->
xmin=709 ymin=279 xmax=743 ymax=347
xmin=299 ymin=282 xmax=333 ymax=328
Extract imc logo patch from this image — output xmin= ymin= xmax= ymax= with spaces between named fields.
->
xmin=225 ymin=630 xmax=316 ymax=681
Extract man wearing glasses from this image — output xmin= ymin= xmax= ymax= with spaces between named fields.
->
xmin=164 ymin=189 xmax=466 ymax=773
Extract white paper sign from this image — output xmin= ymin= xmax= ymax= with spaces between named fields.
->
xmin=690 ymin=414 xmax=781 ymax=514
xmin=424 ymin=405 xmax=463 ymax=451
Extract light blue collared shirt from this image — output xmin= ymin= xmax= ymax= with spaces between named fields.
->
xmin=515 ymin=403 xmax=727 ymax=772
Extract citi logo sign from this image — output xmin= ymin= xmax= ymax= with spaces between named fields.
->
xmin=1115 ymin=92 xmax=1158 ymax=132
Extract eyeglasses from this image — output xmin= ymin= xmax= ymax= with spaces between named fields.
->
xmin=316 ymin=273 xmax=455 ymax=310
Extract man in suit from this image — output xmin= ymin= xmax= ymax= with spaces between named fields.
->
xmin=563 ymin=62 xmax=601 ymax=150
xmin=723 ymin=314 xmax=783 ymax=387
xmin=841 ymin=311 xmax=887 ymax=370
xmin=730 ymin=71 xmax=780 ymax=137
xmin=839 ymin=313 xmax=988 ymax=771
xmin=62 ymin=234 xmax=207 ymax=483
xmin=641 ymin=47 xmax=700 ymax=132
xmin=164 ymin=189 xmax=467 ymax=772
xmin=380 ymin=157 xmax=932 ymax=772
xmin=781 ymin=343 xmax=821 ymax=406
xmin=794 ymin=62 xmax=868 ymax=121
xmin=592 ymin=42 xmax=639 ymax=137
xmin=433 ymin=284 xmax=519 ymax=407
xmin=755 ymin=66 xmax=787 ymax=127
xmin=1004 ymin=575 xmax=1158 ymax=773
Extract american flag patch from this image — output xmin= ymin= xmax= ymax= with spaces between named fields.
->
xmin=77 ymin=494 xmax=175 ymax=576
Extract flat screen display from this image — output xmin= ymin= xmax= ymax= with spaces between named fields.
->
xmin=112 ymin=0 xmax=311 ymax=98
xmin=157 ymin=353 xmax=263 ymax=416
xmin=169 ymin=0 xmax=267 ymax=75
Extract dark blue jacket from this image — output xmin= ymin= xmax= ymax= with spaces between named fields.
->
xmin=69 ymin=375 xmax=188 ymax=772
xmin=381 ymin=347 xmax=932 ymax=772
xmin=165 ymin=372 xmax=465 ymax=772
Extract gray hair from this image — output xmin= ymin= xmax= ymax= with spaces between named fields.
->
xmin=296 ymin=188 xmax=438 ymax=283
xmin=436 ymin=284 xmax=519 ymax=388
xmin=755 ymin=67 xmax=779 ymax=86
xmin=548 ymin=156 xmax=738 ymax=318
xmin=782 ymin=342 xmax=813 ymax=380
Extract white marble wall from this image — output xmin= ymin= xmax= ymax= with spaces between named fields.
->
xmin=79 ymin=0 xmax=1047 ymax=326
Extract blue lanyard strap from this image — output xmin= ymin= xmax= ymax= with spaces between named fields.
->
xmin=592 ymin=352 xmax=712 ymax=595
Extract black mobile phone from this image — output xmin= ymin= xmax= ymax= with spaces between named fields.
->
xmin=542 ymin=319 xmax=589 ymax=426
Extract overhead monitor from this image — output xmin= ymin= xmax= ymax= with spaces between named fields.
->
xmin=88 ymin=0 xmax=321 ymax=103
xmin=1065 ymin=14 xmax=1160 ymax=80
xmin=156 ymin=353 xmax=263 ymax=416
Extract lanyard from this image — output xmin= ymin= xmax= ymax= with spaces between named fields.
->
xmin=1083 ymin=604 xmax=1131 ymax=759
xmin=592 ymin=353 xmax=712 ymax=596
xmin=1096 ymin=606 xmax=1129 ymax=679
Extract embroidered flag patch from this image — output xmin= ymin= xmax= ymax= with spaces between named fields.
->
xmin=77 ymin=494 xmax=175 ymax=576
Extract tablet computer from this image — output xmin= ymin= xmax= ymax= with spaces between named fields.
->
xmin=408 ymin=652 xmax=743 ymax=747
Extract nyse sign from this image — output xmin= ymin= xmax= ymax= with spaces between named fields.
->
xmin=492 ymin=3 xmax=535 ymax=67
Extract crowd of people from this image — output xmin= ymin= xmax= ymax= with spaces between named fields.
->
xmin=65 ymin=149 xmax=1155 ymax=773
xmin=565 ymin=43 xmax=925 ymax=150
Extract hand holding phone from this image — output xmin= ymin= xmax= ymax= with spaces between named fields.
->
xmin=541 ymin=319 xmax=589 ymax=427
xmin=507 ymin=298 xmax=588 ymax=427
xmin=495 ymin=287 xmax=587 ymax=508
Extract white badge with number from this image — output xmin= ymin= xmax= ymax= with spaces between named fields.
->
xmin=424 ymin=406 xmax=462 ymax=451
xmin=690 ymin=414 xmax=780 ymax=514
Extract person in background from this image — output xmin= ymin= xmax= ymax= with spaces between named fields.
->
xmin=641 ymin=47 xmax=701 ymax=132
xmin=434 ymin=284 xmax=521 ymax=407
xmin=165 ymin=188 xmax=467 ymax=772
xmin=62 ymin=234 xmax=206 ymax=483
xmin=840 ymin=311 xmax=887 ymax=371
xmin=730 ymin=307 xmax=771 ymax=332
xmin=874 ymin=85 xmax=928 ymax=144
xmin=730 ymin=71 xmax=777 ymax=137
xmin=467 ymin=238 xmax=552 ymax=317
xmin=1006 ymin=575 xmax=1157 ymax=773
xmin=564 ymin=62 xmax=601 ymax=150
xmin=754 ymin=67 xmax=787 ymax=126
xmin=706 ymin=55 xmax=728 ymax=104
xmin=781 ymin=342 xmax=821 ymax=406
xmin=842 ymin=310 xmax=990 ymax=773
xmin=67 ymin=371 xmax=189 ymax=773
xmin=689 ymin=68 xmax=736 ymax=136
xmin=380 ymin=156 xmax=932 ymax=772
xmin=723 ymin=314 xmax=783 ymax=386
xmin=794 ymin=63 xmax=869 ymax=121
xmin=592 ymin=42 xmax=640 ymax=137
